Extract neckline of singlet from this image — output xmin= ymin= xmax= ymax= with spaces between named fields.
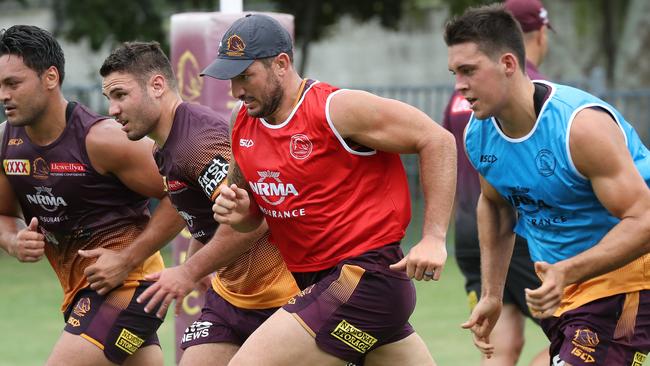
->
xmin=291 ymin=79 xmax=315 ymax=108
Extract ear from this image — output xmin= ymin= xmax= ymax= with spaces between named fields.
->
xmin=274 ymin=53 xmax=292 ymax=76
xmin=150 ymin=74 xmax=166 ymax=97
xmin=501 ymin=53 xmax=519 ymax=77
xmin=42 ymin=66 xmax=60 ymax=90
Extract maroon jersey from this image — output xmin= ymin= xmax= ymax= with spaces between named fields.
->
xmin=0 ymin=102 xmax=163 ymax=310
xmin=154 ymin=102 xmax=298 ymax=309
xmin=154 ymin=102 xmax=230 ymax=244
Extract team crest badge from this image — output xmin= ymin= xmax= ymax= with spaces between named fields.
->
xmin=535 ymin=149 xmax=556 ymax=177
xmin=33 ymin=157 xmax=49 ymax=180
xmin=290 ymin=134 xmax=313 ymax=160
xmin=225 ymin=35 xmax=246 ymax=57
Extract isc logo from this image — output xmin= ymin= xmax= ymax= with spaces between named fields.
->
xmin=480 ymin=154 xmax=498 ymax=163
xmin=239 ymin=139 xmax=254 ymax=148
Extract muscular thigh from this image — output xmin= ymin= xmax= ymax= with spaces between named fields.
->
xmin=365 ymin=333 xmax=435 ymax=366
xmin=229 ymin=308 xmax=347 ymax=366
xmin=180 ymin=343 xmax=239 ymax=366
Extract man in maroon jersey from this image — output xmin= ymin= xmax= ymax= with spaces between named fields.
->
xmin=199 ymin=14 xmax=456 ymax=366
xmin=0 ymin=25 xmax=184 ymax=365
xmin=443 ymin=1 xmax=552 ymax=364
xmin=99 ymin=41 xmax=299 ymax=366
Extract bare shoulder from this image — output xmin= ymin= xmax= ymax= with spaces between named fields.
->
xmin=569 ymin=107 xmax=627 ymax=177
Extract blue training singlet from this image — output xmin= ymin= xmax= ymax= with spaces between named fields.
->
xmin=465 ymin=81 xmax=650 ymax=264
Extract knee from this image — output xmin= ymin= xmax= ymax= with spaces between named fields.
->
xmin=502 ymin=336 xmax=525 ymax=362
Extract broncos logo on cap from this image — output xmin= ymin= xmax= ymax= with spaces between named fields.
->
xmin=226 ymin=35 xmax=246 ymax=57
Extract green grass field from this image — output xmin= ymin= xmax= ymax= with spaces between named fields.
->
xmin=0 ymin=248 xmax=548 ymax=366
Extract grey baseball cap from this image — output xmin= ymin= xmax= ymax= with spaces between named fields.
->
xmin=201 ymin=14 xmax=293 ymax=80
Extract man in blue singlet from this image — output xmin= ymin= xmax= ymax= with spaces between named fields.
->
xmin=445 ymin=4 xmax=650 ymax=366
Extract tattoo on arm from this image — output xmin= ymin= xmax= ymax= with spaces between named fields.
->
xmin=228 ymin=160 xmax=247 ymax=188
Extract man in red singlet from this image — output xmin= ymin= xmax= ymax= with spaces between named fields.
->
xmin=206 ymin=14 xmax=457 ymax=366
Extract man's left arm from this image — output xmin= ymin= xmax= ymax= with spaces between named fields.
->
xmin=80 ymin=120 xmax=185 ymax=294
xmin=526 ymin=108 xmax=650 ymax=317
xmin=328 ymin=90 xmax=457 ymax=281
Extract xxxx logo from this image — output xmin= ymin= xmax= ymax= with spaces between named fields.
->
xmin=3 ymin=159 xmax=30 ymax=175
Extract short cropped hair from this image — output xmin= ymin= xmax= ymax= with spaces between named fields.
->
xmin=100 ymin=41 xmax=177 ymax=90
xmin=0 ymin=25 xmax=66 ymax=84
xmin=444 ymin=4 xmax=526 ymax=72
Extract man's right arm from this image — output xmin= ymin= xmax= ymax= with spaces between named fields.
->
xmin=461 ymin=175 xmax=516 ymax=358
xmin=476 ymin=175 xmax=517 ymax=300
xmin=137 ymin=221 xmax=266 ymax=318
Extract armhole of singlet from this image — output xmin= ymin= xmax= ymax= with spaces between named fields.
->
xmin=325 ymin=89 xmax=376 ymax=156
xmin=462 ymin=116 xmax=478 ymax=172
xmin=565 ymin=103 xmax=627 ymax=180
xmin=0 ymin=121 xmax=7 ymax=160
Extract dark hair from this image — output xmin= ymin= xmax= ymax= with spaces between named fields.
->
xmin=444 ymin=4 xmax=526 ymax=73
xmin=0 ymin=25 xmax=66 ymax=84
xmin=258 ymin=51 xmax=294 ymax=68
xmin=100 ymin=41 xmax=177 ymax=90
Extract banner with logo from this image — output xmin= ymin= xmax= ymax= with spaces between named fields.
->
xmin=169 ymin=12 xmax=294 ymax=363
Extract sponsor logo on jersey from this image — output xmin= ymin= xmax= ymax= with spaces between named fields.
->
xmin=66 ymin=316 xmax=80 ymax=327
xmin=182 ymin=321 xmax=213 ymax=343
xmin=26 ymin=186 xmax=68 ymax=212
xmin=163 ymin=176 xmax=188 ymax=193
xmin=40 ymin=227 xmax=60 ymax=246
xmin=39 ymin=215 xmax=68 ymax=223
xmin=633 ymin=352 xmax=647 ymax=366
xmin=249 ymin=170 xmax=299 ymax=206
xmin=506 ymin=186 xmax=553 ymax=215
xmin=178 ymin=211 xmax=195 ymax=227
xmin=33 ymin=157 xmax=49 ymax=180
xmin=73 ymin=297 xmax=91 ymax=318
xmin=480 ymin=154 xmax=498 ymax=163
xmin=7 ymin=138 xmax=23 ymax=146
xmin=287 ymin=284 xmax=315 ymax=305
xmin=50 ymin=162 xmax=86 ymax=173
xmin=3 ymin=159 xmax=30 ymax=175
xmin=198 ymin=155 xmax=229 ymax=200
xmin=330 ymin=320 xmax=377 ymax=354
xmin=290 ymin=134 xmax=313 ymax=160
xmin=115 ymin=328 xmax=145 ymax=355
xmin=552 ymin=354 xmax=566 ymax=366
xmin=450 ymin=94 xmax=472 ymax=114
xmin=239 ymin=138 xmax=254 ymax=148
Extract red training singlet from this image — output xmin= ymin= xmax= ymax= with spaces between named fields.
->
xmin=231 ymin=81 xmax=411 ymax=272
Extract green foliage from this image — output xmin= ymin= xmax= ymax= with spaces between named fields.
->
xmin=438 ymin=0 xmax=494 ymax=16
xmin=268 ymin=0 xmax=413 ymax=42
xmin=53 ymin=0 xmax=170 ymax=51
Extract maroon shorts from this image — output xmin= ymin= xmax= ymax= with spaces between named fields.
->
xmin=284 ymin=243 xmax=416 ymax=365
xmin=541 ymin=290 xmax=650 ymax=365
xmin=180 ymin=288 xmax=278 ymax=349
xmin=63 ymin=282 xmax=162 ymax=365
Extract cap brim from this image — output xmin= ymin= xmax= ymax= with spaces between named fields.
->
xmin=200 ymin=58 xmax=254 ymax=80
